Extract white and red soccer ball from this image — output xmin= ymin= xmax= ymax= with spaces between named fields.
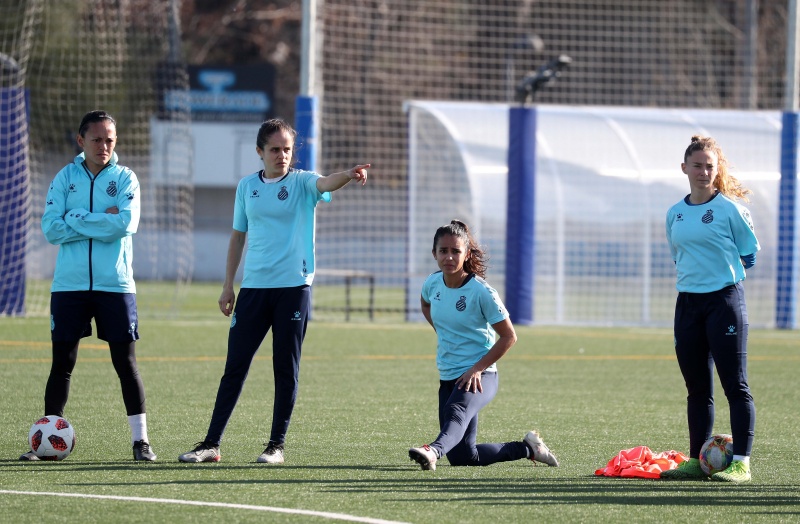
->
xmin=28 ymin=415 xmax=76 ymax=460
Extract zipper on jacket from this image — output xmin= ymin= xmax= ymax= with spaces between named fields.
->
xmin=81 ymin=161 xmax=113 ymax=292
xmin=82 ymin=162 xmax=97 ymax=291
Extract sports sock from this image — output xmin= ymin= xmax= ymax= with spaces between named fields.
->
xmin=732 ymin=455 xmax=750 ymax=465
xmin=128 ymin=413 xmax=149 ymax=444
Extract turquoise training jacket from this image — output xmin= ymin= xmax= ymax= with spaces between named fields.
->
xmin=41 ymin=152 xmax=140 ymax=293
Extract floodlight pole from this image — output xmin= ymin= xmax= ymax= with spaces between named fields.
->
xmin=295 ymin=0 xmax=318 ymax=172
xmin=505 ymin=56 xmax=569 ymax=325
xmin=786 ymin=0 xmax=799 ymax=112
xmin=168 ymin=0 xmax=182 ymax=63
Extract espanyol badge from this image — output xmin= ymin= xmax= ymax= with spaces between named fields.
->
xmin=107 ymin=181 xmax=117 ymax=197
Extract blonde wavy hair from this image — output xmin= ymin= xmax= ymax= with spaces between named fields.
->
xmin=683 ymin=135 xmax=751 ymax=202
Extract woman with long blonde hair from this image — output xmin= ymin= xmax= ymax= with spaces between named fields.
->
xmin=661 ymin=135 xmax=759 ymax=483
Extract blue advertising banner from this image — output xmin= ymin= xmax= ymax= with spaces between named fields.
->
xmin=162 ymin=63 xmax=275 ymax=122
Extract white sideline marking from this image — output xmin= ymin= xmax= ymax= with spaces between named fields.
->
xmin=0 ymin=490 xmax=409 ymax=524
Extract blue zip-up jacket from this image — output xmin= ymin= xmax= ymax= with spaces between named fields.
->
xmin=42 ymin=152 xmax=140 ymax=293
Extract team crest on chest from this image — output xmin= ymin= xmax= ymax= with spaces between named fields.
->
xmin=106 ymin=181 xmax=117 ymax=197
xmin=701 ymin=209 xmax=714 ymax=224
xmin=456 ymin=295 xmax=467 ymax=312
xmin=278 ymin=186 xmax=289 ymax=200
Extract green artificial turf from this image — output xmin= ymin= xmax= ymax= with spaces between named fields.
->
xmin=1 ymin=291 xmax=799 ymax=523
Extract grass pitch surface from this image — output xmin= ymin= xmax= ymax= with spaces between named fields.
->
xmin=1 ymin=293 xmax=799 ymax=523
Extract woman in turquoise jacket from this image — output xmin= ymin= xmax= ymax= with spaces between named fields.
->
xmin=22 ymin=110 xmax=156 ymax=462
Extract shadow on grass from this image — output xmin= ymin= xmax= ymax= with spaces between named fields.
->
xmin=3 ymin=460 xmax=408 ymax=472
xmin=6 ymin=460 xmax=800 ymax=514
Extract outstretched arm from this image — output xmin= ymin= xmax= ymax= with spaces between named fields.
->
xmin=316 ymin=164 xmax=370 ymax=193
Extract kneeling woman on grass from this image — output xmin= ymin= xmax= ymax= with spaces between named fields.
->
xmin=408 ymin=220 xmax=559 ymax=471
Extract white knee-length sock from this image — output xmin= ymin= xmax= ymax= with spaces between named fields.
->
xmin=128 ymin=413 xmax=149 ymax=444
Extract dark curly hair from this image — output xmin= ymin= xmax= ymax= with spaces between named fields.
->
xmin=432 ymin=219 xmax=489 ymax=278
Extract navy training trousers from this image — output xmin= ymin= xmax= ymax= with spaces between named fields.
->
xmin=205 ymin=286 xmax=310 ymax=447
xmin=673 ymin=282 xmax=755 ymax=457
xmin=430 ymin=371 xmax=529 ymax=466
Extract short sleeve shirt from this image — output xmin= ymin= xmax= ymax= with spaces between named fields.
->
xmin=666 ymin=192 xmax=760 ymax=293
xmin=421 ymin=272 xmax=509 ymax=380
xmin=233 ymin=169 xmax=331 ymax=288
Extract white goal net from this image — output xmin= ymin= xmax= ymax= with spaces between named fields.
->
xmin=0 ymin=0 xmax=193 ymax=317
xmin=309 ymin=0 xmax=795 ymax=327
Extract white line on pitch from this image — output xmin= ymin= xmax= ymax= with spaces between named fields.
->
xmin=0 ymin=490 xmax=410 ymax=524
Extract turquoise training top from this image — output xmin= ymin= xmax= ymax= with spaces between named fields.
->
xmin=233 ymin=169 xmax=331 ymax=288
xmin=421 ymin=272 xmax=509 ymax=381
xmin=666 ymin=192 xmax=760 ymax=293
xmin=42 ymin=152 xmax=140 ymax=293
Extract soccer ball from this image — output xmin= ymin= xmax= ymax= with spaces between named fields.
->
xmin=699 ymin=433 xmax=733 ymax=475
xmin=28 ymin=415 xmax=76 ymax=461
